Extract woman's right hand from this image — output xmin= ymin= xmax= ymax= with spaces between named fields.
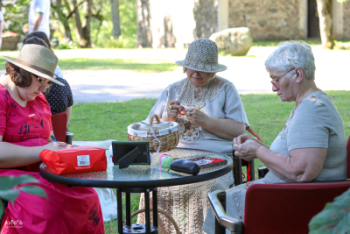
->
xmin=167 ymin=100 xmax=184 ymax=122
xmin=46 ymin=141 xmax=71 ymax=151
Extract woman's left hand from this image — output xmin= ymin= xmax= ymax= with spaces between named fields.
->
xmin=185 ymin=107 xmax=209 ymax=125
xmin=233 ymin=138 xmax=260 ymax=161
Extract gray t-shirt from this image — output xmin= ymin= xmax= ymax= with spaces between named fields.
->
xmin=264 ymin=91 xmax=347 ymax=183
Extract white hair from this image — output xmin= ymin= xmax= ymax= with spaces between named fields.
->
xmin=265 ymin=40 xmax=316 ymax=80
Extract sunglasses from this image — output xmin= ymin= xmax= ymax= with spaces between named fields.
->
xmin=33 ymin=74 xmax=54 ymax=88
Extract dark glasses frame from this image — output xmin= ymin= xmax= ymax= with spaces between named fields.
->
xmin=32 ymin=73 xmax=54 ymax=88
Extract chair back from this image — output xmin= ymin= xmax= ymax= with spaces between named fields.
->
xmin=244 ymin=181 xmax=350 ymax=234
xmin=51 ymin=112 xmax=67 ymax=142
xmin=346 ymin=135 xmax=350 ymax=178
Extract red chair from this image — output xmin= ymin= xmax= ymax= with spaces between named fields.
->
xmin=51 ymin=112 xmax=68 ymax=142
xmin=209 ymin=136 xmax=350 ymax=234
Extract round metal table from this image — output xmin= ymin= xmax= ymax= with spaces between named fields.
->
xmin=39 ymin=148 xmax=233 ymax=234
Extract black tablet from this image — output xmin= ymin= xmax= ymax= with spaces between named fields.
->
xmin=112 ymin=141 xmax=150 ymax=166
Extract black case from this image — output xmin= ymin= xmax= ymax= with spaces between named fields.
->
xmin=170 ymin=159 xmax=200 ymax=175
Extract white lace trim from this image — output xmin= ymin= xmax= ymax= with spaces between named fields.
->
xmin=173 ymin=76 xmax=232 ymax=109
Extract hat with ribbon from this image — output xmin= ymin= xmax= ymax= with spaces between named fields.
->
xmin=2 ymin=44 xmax=64 ymax=86
xmin=175 ymin=38 xmax=227 ymax=73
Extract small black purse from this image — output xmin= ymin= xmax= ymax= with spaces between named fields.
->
xmin=170 ymin=159 xmax=200 ymax=175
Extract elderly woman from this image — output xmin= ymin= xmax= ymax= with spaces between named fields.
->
xmin=138 ymin=38 xmax=249 ymax=234
xmin=0 ymin=44 xmax=104 ymax=233
xmin=202 ymin=40 xmax=347 ymax=234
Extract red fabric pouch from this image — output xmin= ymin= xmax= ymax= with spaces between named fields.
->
xmin=39 ymin=146 xmax=107 ymax=175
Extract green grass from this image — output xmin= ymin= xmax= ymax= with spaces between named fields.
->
xmin=71 ymin=91 xmax=350 ymax=233
xmin=252 ymin=39 xmax=323 ymax=47
xmin=57 ymin=58 xmax=178 ymax=73
xmin=0 ymin=57 xmax=178 ymax=73
xmin=104 ymin=193 xmax=141 ymax=233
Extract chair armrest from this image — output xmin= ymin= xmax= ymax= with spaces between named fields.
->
xmin=208 ymin=190 xmax=243 ymax=233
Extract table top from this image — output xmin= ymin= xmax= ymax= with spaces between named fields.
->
xmin=39 ymin=148 xmax=233 ymax=190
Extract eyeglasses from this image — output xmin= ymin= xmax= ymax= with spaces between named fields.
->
xmin=32 ymin=74 xmax=54 ymax=88
xmin=188 ymin=69 xmax=212 ymax=77
xmin=271 ymin=68 xmax=296 ymax=89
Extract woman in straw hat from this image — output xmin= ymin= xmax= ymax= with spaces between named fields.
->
xmin=137 ymin=38 xmax=249 ymax=234
xmin=0 ymin=44 xmax=104 ymax=233
xmin=23 ymin=31 xmax=74 ymax=128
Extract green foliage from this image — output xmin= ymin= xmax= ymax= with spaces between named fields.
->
xmin=57 ymin=40 xmax=79 ymax=50
xmin=0 ymin=175 xmax=47 ymax=219
xmin=2 ymin=0 xmax=31 ymax=34
xmin=309 ymin=187 xmax=350 ymax=234
xmin=93 ymin=0 xmax=137 ymax=48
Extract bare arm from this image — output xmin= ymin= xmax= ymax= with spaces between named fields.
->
xmin=65 ymin=106 xmax=72 ymax=128
xmin=33 ymin=12 xmax=43 ymax=31
xmin=257 ymin=146 xmax=326 ymax=182
xmin=200 ymin=117 xmax=246 ymax=140
xmin=0 ymin=135 xmax=63 ymax=168
xmin=234 ymin=137 xmax=327 ymax=182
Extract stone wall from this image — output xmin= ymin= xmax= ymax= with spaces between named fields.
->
xmin=228 ymin=0 xmax=300 ymax=40
xmin=344 ymin=1 xmax=350 ymax=39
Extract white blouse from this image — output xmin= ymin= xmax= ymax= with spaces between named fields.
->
xmin=147 ymin=76 xmax=249 ymax=154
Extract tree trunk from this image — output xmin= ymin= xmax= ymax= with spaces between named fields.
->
xmin=110 ymin=0 xmax=121 ymax=38
xmin=316 ymin=0 xmax=334 ymax=49
xmin=51 ymin=0 xmax=73 ymax=42
xmin=136 ymin=0 xmax=152 ymax=48
xmin=82 ymin=0 xmax=92 ymax=48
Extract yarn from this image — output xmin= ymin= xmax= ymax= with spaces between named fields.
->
xmin=159 ymin=154 xmax=171 ymax=164
xmin=161 ymin=156 xmax=174 ymax=168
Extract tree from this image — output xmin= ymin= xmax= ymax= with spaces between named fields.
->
xmin=317 ymin=0 xmax=349 ymax=50
xmin=316 ymin=0 xmax=334 ymax=49
xmin=110 ymin=0 xmax=121 ymax=38
xmin=136 ymin=0 xmax=152 ymax=48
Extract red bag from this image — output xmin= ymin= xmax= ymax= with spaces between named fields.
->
xmin=39 ymin=146 xmax=107 ymax=175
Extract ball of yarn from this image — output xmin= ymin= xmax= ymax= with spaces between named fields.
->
xmin=161 ymin=156 xmax=174 ymax=168
xmin=159 ymin=154 xmax=171 ymax=164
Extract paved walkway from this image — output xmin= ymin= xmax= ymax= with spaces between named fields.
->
xmin=3 ymin=46 xmax=350 ymax=103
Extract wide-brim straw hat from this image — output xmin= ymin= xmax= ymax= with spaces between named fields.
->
xmin=2 ymin=44 xmax=64 ymax=86
xmin=175 ymin=38 xmax=227 ymax=73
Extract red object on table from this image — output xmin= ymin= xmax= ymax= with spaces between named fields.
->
xmin=211 ymin=158 xmax=224 ymax=163
xmin=40 ymin=146 xmax=107 ymax=174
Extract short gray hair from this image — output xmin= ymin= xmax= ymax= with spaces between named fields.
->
xmin=265 ymin=40 xmax=316 ymax=80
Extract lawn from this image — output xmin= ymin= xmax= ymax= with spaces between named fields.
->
xmin=70 ymin=91 xmax=350 ymax=233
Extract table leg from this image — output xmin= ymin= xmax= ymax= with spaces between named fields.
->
xmin=125 ymin=192 xmax=131 ymax=226
xmin=152 ymin=190 xmax=158 ymax=228
xmin=144 ymin=190 xmax=151 ymax=234
xmin=117 ymin=189 xmax=123 ymax=234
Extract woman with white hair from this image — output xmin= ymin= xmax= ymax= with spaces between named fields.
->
xmin=202 ymin=40 xmax=347 ymax=233
xmin=138 ymin=38 xmax=250 ymax=234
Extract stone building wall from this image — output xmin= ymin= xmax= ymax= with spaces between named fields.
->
xmin=344 ymin=1 xmax=350 ymax=39
xmin=228 ymin=0 xmax=300 ymax=40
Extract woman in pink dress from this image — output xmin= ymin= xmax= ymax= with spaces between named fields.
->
xmin=0 ymin=44 xmax=104 ymax=234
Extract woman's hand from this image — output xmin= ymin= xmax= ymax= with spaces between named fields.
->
xmin=167 ymin=100 xmax=184 ymax=122
xmin=233 ymin=135 xmax=262 ymax=161
xmin=46 ymin=141 xmax=72 ymax=151
xmin=185 ymin=107 xmax=209 ymax=125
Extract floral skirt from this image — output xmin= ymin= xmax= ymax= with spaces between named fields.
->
xmin=0 ymin=169 xmax=104 ymax=234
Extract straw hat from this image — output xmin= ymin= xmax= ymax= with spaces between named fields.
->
xmin=2 ymin=44 xmax=64 ymax=86
xmin=175 ymin=38 xmax=227 ymax=73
